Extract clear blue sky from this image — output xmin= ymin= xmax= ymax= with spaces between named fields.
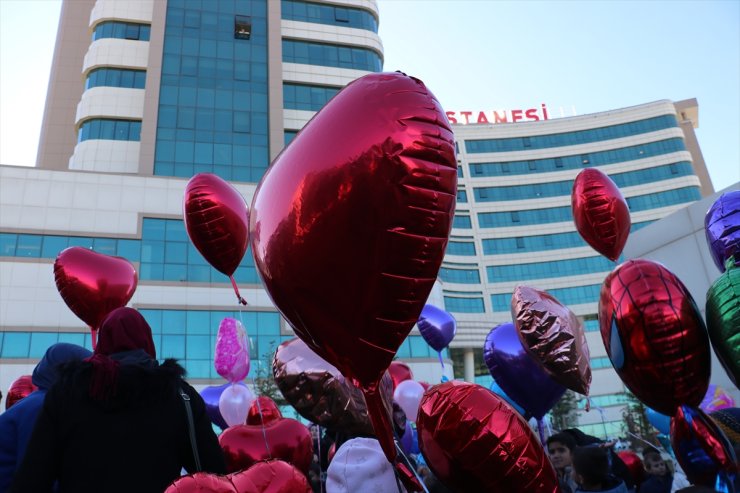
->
xmin=1 ymin=0 xmax=738 ymax=190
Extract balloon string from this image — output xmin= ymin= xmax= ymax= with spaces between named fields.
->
xmin=229 ymin=275 xmax=247 ymax=305
xmin=254 ymin=396 xmax=272 ymax=459
xmin=317 ymin=426 xmax=324 ymax=493
xmin=585 ymin=396 xmax=591 ymax=412
xmin=537 ymin=418 xmax=546 ymax=444
xmin=437 ymin=351 xmax=444 ymax=369
xmin=395 ymin=441 xmax=430 ymax=493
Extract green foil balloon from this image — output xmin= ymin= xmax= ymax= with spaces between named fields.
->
xmin=705 ymin=257 xmax=740 ymax=387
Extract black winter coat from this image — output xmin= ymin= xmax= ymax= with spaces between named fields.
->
xmin=10 ymin=358 xmax=226 ymax=493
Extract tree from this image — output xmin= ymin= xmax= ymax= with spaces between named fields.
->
xmin=550 ymin=390 xmax=580 ymax=431
xmin=251 ymin=344 xmax=287 ymax=408
xmin=621 ymin=390 xmax=658 ymax=449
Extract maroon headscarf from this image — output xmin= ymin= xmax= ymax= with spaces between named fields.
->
xmin=87 ymin=307 xmax=156 ymax=400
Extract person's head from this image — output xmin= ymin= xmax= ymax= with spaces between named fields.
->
xmin=572 ymin=446 xmax=610 ymax=488
xmin=642 ymin=446 xmax=667 ymax=477
xmin=547 ymin=432 xmax=577 ymax=471
xmin=326 ymin=437 xmax=406 ymax=493
xmin=32 ymin=343 xmax=92 ymax=390
xmin=96 ymin=307 xmax=156 ymax=358
xmin=392 ymin=401 xmax=407 ymax=438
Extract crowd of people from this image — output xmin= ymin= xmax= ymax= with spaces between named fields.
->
xmin=0 ymin=306 xmax=738 ymax=492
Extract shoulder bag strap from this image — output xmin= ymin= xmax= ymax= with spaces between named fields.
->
xmin=179 ymin=385 xmax=202 ymax=472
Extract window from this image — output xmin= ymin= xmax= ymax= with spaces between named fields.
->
xmin=93 ymin=21 xmax=151 ymax=41
xmin=334 ymin=7 xmax=349 ymax=22
xmin=78 ymin=119 xmax=141 ymax=143
xmin=581 ymin=154 xmax=590 ymax=164
xmin=555 ymin=157 xmax=563 ymax=168
xmin=528 ymin=160 xmax=537 ymax=171
xmin=235 ymin=15 xmax=251 ymax=39
xmin=522 ymin=136 xmax=531 ymax=147
xmin=515 ymin=237 xmax=524 ymax=249
xmin=511 ymin=211 xmax=520 ymax=222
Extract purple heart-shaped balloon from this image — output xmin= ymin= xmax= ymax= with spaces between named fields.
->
xmin=705 ymin=190 xmax=740 ymax=272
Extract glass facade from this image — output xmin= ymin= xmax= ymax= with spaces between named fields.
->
xmin=477 ymin=187 xmax=701 ymax=228
xmin=481 ymin=221 xmax=652 ymax=254
xmin=487 ymin=255 xmax=617 ymax=283
xmin=78 ymin=119 xmax=141 ymax=143
xmin=467 ymin=138 xmax=686 ymax=177
xmin=154 ymin=0 xmax=269 ymax=181
xmin=0 ymin=219 xmax=259 ymax=285
xmin=446 ymin=240 xmax=476 ymax=256
xmin=282 ymin=39 xmax=382 ymax=72
xmin=491 ymin=284 xmax=602 ymax=312
xmin=465 ymin=114 xmax=678 ymax=153
xmin=281 ymin=0 xmax=378 ymax=32
xmin=92 ymin=21 xmax=151 ymax=41
xmin=283 ymin=83 xmax=339 ymax=111
xmin=439 ymin=267 xmax=481 ymax=284
xmin=86 ymin=68 xmax=146 ymax=90
xmin=443 ymin=296 xmax=485 ymax=313
xmin=473 ymin=162 xmax=695 ymax=202
xmin=452 ymin=215 xmax=472 ymax=229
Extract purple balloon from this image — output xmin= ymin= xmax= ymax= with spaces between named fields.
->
xmin=418 ymin=304 xmax=456 ymax=366
xmin=200 ymin=383 xmax=230 ymax=430
xmin=483 ymin=322 xmax=566 ymax=420
xmin=705 ymin=190 xmax=740 ymax=272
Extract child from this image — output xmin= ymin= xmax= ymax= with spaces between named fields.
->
xmin=547 ymin=432 xmax=579 ymax=493
xmin=638 ymin=447 xmax=671 ymax=493
xmin=572 ymin=446 xmax=628 ymax=493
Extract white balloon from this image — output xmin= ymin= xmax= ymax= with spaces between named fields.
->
xmin=218 ymin=382 xmax=255 ymax=427
xmin=393 ymin=379 xmax=425 ymax=422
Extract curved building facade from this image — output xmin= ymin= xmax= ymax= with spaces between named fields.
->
xmin=445 ymin=99 xmax=713 ymax=436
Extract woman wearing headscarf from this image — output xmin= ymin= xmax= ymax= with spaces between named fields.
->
xmin=10 ymin=307 xmax=226 ymax=492
xmin=0 ymin=343 xmax=91 ymax=492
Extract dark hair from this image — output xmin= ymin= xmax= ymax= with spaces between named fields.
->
xmin=547 ymin=432 xmax=578 ymax=451
xmin=642 ymin=446 xmax=662 ymax=462
xmin=573 ymin=446 xmax=610 ymax=486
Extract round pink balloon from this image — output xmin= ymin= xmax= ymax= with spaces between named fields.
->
xmin=219 ymin=383 xmax=255 ymax=427
xmin=393 ymin=380 xmax=425 ymax=422
xmin=214 ymin=318 xmax=250 ymax=383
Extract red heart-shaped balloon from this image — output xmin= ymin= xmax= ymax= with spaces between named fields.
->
xmin=219 ymin=418 xmax=313 ymax=474
xmin=599 ymin=259 xmax=711 ymax=415
xmin=230 ymin=460 xmax=312 ymax=493
xmin=250 ymin=72 xmax=456 ymax=470
xmin=164 ymin=460 xmax=311 ymax=493
xmin=417 ymin=381 xmax=559 ymax=492
xmin=183 ymin=173 xmax=249 ymax=304
xmin=246 ymin=396 xmax=282 ymax=427
xmin=572 ymin=167 xmax=631 ymax=261
xmin=54 ymin=247 xmax=137 ymax=340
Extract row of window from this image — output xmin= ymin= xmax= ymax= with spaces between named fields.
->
xmin=475 ymin=187 xmax=701 ymax=228
xmin=85 ymin=68 xmax=146 ymax=90
xmin=480 ymin=221 xmax=651 ymax=255
xmin=164 ymin=8 xmax=267 ymax=45
xmin=465 ymin=115 xmax=678 ymax=153
xmin=282 ymin=39 xmax=382 ymax=72
xmin=491 ymin=283 xmax=602 ymax=312
xmin=446 ymin=240 xmax=476 ymax=256
xmin=486 ymin=255 xmax=617 ymax=283
xmin=92 ymin=21 xmax=151 ymax=42
xmin=0 ymin=218 xmax=260 ymax=285
xmin=467 ymin=138 xmax=686 ymax=177
xmin=577 ymin=421 xmax=623 ymax=440
xmin=457 ymin=190 xmax=468 ymax=203
xmin=591 ymin=356 xmax=614 ymax=370
xmin=443 ymin=296 xmax=485 ymax=313
xmin=281 ymin=0 xmax=378 ymax=32
xmin=588 ymin=393 xmax=630 ymax=407
xmin=155 ymin=2 xmax=268 ymax=183
xmin=78 ymin=119 xmax=141 ymax=143
xmin=283 ymin=83 xmax=340 ymax=111
xmin=0 ymin=328 xmax=444 ymax=381
xmin=439 ymin=267 xmax=481 ymax=284
xmin=472 ymin=162 xmax=694 ymax=202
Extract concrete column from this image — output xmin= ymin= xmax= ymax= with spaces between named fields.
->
xmin=464 ymin=348 xmax=475 ymax=383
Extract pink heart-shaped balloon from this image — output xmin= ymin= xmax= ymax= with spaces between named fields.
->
xmin=164 ymin=460 xmax=312 ymax=493
xmin=219 ymin=418 xmax=313 ymax=473
xmin=250 ymin=72 xmax=456 ymax=471
xmin=54 ymin=247 xmax=138 ymax=336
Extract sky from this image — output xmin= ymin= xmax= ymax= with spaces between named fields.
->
xmin=1 ymin=0 xmax=738 ymax=190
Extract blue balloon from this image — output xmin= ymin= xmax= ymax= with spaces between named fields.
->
xmin=647 ymin=407 xmax=671 ymax=435
xmin=418 ymin=304 xmax=456 ymax=367
xmin=489 ymin=379 xmax=528 ymax=418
